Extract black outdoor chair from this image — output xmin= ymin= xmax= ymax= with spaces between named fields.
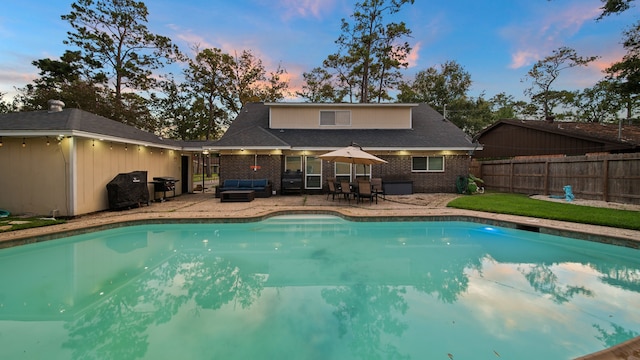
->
xmin=326 ymin=179 xmax=340 ymax=200
xmin=357 ymin=180 xmax=378 ymax=204
xmin=340 ymin=180 xmax=356 ymax=203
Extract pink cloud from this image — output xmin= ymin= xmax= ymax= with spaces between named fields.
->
xmin=510 ymin=50 xmax=541 ymax=69
xmin=504 ymin=2 xmax=602 ymax=69
xmin=274 ymin=0 xmax=336 ymax=20
xmin=406 ymin=41 xmax=421 ymax=68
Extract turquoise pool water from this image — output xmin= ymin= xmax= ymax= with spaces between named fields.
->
xmin=0 ymin=215 xmax=639 ymax=359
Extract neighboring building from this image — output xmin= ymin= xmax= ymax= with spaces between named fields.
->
xmin=474 ymin=119 xmax=640 ymax=159
xmin=0 ymin=101 xmax=189 ymax=217
xmin=207 ymin=102 xmax=480 ymax=194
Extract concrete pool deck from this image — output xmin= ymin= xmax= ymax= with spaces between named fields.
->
xmin=0 ymin=192 xmax=639 ymax=359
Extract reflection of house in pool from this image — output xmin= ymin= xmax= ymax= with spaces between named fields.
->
xmin=0 ymin=230 xmax=175 ymax=320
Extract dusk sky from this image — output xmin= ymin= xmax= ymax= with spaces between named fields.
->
xmin=1 ymin=0 xmax=638 ymax=105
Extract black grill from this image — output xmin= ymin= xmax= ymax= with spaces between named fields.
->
xmin=151 ymin=177 xmax=179 ymax=201
xmin=106 ymin=171 xmax=150 ymax=210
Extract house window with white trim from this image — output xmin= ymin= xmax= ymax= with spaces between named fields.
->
xmin=305 ymin=156 xmax=322 ymax=189
xmin=412 ymin=156 xmax=444 ymax=172
xmin=335 ymin=162 xmax=351 ymax=183
xmin=285 ymin=156 xmax=302 ymax=172
xmin=320 ymin=110 xmax=351 ymax=126
xmin=355 ymin=164 xmax=370 ymax=180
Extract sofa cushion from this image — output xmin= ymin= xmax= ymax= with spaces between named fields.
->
xmin=238 ymin=179 xmax=253 ymax=188
xmin=252 ymin=179 xmax=267 ymax=187
xmin=222 ymin=179 xmax=239 ymax=188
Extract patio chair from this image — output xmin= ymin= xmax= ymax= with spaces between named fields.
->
xmin=326 ymin=178 xmax=340 ymax=200
xmin=357 ymin=180 xmax=378 ymax=204
xmin=370 ymin=177 xmax=385 ymax=200
xmin=340 ymin=180 xmax=355 ymax=203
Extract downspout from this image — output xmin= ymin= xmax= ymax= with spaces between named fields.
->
xmin=68 ymin=136 xmax=77 ymax=216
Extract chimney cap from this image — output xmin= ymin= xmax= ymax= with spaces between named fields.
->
xmin=48 ymin=99 xmax=65 ymax=113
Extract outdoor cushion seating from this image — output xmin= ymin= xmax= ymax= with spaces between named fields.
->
xmin=215 ymin=179 xmax=272 ymax=198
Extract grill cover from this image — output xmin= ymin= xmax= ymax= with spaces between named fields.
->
xmin=106 ymin=171 xmax=150 ymax=210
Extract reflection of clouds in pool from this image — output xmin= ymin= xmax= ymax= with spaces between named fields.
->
xmin=458 ymin=259 xmax=640 ymax=356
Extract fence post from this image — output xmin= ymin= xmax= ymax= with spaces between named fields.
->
xmin=509 ymin=161 xmax=514 ymax=193
xmin=544 ymin=161 xmax=549 ymax=195
xmin=603 ymin=158 xmax=609 ymax=202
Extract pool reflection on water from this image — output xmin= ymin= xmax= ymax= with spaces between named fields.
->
xmin=0 ymin=216 xmax=638 ymax=359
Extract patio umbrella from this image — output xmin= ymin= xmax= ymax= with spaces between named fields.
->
xmin=318 ymin=145 xmax=388 ymax=165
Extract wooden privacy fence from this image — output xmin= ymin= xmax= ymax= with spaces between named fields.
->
xmin=472 ymin=153 xmax=640 ymax=205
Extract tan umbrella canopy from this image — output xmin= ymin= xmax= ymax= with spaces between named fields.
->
xmin=319 ymin=145 xmax=388 ymax=165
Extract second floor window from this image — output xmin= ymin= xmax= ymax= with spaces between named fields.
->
xmin=320 ymin=110 xmax=351 ymax=126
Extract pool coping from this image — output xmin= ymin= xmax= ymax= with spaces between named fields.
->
xmin=1 ymin=208 xmax=638 ymax=250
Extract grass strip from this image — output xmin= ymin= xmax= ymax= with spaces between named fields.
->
xmin=0 ymin=217 xmax=66 ymax=233
xmin=447 ymin=192 xmax=640 ymax=231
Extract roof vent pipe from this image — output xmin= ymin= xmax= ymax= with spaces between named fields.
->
xmin=48 ymin=99 xmax=65 ymax=113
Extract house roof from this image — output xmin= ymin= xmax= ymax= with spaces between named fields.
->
xmin=209 ymin=102 xmax=479 ymax=151
xmin=475 ymin=119 xmax=640 ymax=150
xmin=0 ymin=108 xmax=182 ymax=149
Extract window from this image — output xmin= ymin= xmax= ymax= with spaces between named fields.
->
xmin=320 ymin=110 xmax=351 ymax=126
xmin=335 ymin=162 xmax=351 ymax=183
xmin=412 ymin=156 xmax=445 ymax=172
xmin=305 ymin=156 xmax=322 ymax=189
xmin=285 ymin=156 xmax=302 ymax=173
xmin=355 ymin=164 xmax=370 ymax=180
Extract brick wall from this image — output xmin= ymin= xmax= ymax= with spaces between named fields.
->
xmin=219 ymin=154 xmax=283 ymax=193
xmin=221 ymin=154 xmax=471 ymax=194
xmin=373 ymin=155 xmax=470 ymax=193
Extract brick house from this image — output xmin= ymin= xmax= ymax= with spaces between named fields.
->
xmin=207 ymin=102 xmax=481 ymax=194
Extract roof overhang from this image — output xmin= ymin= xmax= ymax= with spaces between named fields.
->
xmin=205 ymin=145 xmax=292 ymax=151
xmin=264 ymin=102 xmax=419 ymax=108
xmin=0 ymin=130 xmax=182 ymax=150
xmin=204 ymin=145 xmax=481 ymax=152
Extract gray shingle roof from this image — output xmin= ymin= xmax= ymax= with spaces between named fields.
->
xmin=211 ymin=102 xmax=478 ymax=150
xmin=0 ymin=108 xmax=182 ymax=149
xmin=475 ymin=119 xmax=640 ymax=148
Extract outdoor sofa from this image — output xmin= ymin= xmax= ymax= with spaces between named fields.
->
xmin=215 ymin=179 xmax=273 ymax=198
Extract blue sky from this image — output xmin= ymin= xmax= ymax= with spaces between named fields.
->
xmin=1 ymin=0 xmax=638 ymax=104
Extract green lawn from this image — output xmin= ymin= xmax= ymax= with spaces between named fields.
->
xmin=0 ymin=216 xmax=66 ymax=233
xmin=447 ymin=192 xmax=640 ymax=231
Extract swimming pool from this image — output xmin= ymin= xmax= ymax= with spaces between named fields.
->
xmin=0 ymin=215 xmax=638 ymax=359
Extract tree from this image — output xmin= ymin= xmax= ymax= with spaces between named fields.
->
xmin=184 ymin=47 xmax=235 ymax=140
xmin=397 ymin=60 xmax=472 ymax=111
xmin=606 ymin=21 xmax=640 ymax=121
xmin=597 ymin=0 xmax=636 ymax=18
xmin=326 ymin=0 xmax=414 ymax=103
xmin=488 ymin=92 xmax=526 ymax=120
xmin=0 ymin=92 xmax=17 ymax=113
xmin=260 ymin=62 xmax=290 ymax=103
xmin=297 ymin=67 xmax=346 ymax=102
xmin=11 ymin=50 xmax=115 ymax=116
xmin=61 ymin=0 xmax=181 ymax=125
xmin=323 ymin=53 xmax=359 ymax=102
xmin=445 ymin=95 xmax=494 ymax=135
xmin=572 ymin=80 xmax=624 ymax=123
xmin=522 ymin=46 xmax=599 ymax=120
xmin=182 ymin=47 xmax=289 ymax=140
xmin=223 ymin=50 xmax=289 ymax=116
